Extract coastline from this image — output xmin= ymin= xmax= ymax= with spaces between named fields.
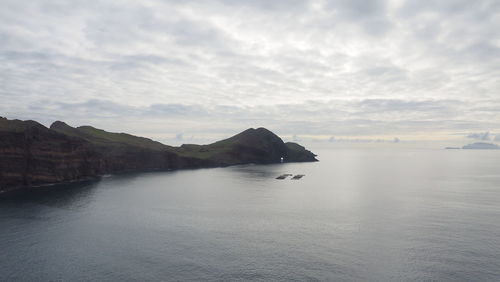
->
xmin=0 ymin=159 xmax=318 ymax=195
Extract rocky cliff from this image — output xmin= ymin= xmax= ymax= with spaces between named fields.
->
xmin=0 ymin=118 xmax=101 ymax=189
xmin=0 ymin=117 xmax=317 ymax=191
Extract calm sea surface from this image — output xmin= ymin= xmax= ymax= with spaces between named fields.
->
xmin=1 ymin=148 xmax=500 ymax=281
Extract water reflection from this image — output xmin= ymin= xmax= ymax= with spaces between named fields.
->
xmin=0 ymin=179 xmax=101 ymax=211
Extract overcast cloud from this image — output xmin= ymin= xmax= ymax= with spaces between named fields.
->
xmin=1 ymin=0 xmax=499 ymax=143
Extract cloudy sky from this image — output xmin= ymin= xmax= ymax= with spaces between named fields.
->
xmin=1 ymin=0 xmax=499 ymax=145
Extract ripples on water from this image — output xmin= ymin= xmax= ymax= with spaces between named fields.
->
xmin=1 ymin=149 xmax=500 ymax=281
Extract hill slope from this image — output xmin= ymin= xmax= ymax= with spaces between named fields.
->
xmin=51 ymin=121 xmax=172 ymax=151
xmin=178 ymin=127 xmax=316 ymax=165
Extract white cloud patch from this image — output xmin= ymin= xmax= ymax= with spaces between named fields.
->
xmin=325 ymin=137 xmax=402 ymax=143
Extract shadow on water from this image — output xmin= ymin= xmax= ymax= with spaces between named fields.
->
xmin=0 ymin=179 xmax=102 ymax=210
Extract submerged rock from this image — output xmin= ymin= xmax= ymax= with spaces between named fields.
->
xmin=291 ymin=174 xmax=305 ymax=180
xmin=276 ymin=174 xmax=293 ymax=180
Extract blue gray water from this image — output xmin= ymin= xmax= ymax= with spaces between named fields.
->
xmin=1 ymin=148 xmax=500 ymax=281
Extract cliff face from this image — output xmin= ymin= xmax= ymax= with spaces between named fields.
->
xmin=0 ymin=118 xmax=102 ymax=190
xmin=0 ymin=118 xmax=317 ymax=191
xmin=50 ymin=121 xmax=214 ymax=172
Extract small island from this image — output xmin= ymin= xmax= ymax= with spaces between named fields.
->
xmin=462 ymin=142 xmax=499 ymax=150
xmin=445 ymin=142 xmax=500 ymax=150
xmin=0 ymin=117 xmax=317 ymax=192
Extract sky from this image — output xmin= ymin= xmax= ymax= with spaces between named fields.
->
xmin=1 ymin=0 xmax=499 ymax=146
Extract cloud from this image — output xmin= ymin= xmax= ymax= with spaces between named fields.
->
xmin=0 ymin=0 xmax=499 ymax=142
xmin=325 ymin=137 xmax=401 ymax=143
xmin=357 ymin=99 xmax=458 ymax=113
xmin=323 ymin=0 xmax=391 ymax=35
xmin=5 ymin=97 xmax=500 ymax=141
xmin=467 ymin=132 xmax=491 ymax=141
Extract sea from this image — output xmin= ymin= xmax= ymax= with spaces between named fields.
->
xmin=1 ymin=148 xmax=500 ymax=281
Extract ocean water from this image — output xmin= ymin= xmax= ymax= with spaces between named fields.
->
xmin=1 ymin=148 xmax=500 ymax=281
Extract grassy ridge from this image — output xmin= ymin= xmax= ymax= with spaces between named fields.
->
xmin=51 ymin=121 xmax=171 ymax=151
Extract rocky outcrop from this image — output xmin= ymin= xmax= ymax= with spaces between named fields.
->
xmin=0 ymin=117 xmax=317 ymax=191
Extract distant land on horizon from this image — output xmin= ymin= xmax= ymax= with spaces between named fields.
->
xmin=446 ymin=142 xmax=500 ymax=150
xmin=0 ymin=117 xmax=317 ymax=192
xmin=462 ymin=142 xmax=500 ymax=150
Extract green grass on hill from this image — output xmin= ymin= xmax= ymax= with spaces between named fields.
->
xmin=76 ymin=126 xmax=169 ymax=150
xmin=51 ymin=121 xmax=171 ymax=151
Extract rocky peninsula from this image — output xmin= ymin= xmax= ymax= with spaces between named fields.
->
xmin=0 ymin=117 xmax=317 ymax=192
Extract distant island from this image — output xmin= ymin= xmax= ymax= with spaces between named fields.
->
xmin=462 ymin=142 xmax=499 ymax=150
xmin=445 ymin=142 xmax=500 ymax=150
xmin=0 ymin=117 xmax=317 ymax=192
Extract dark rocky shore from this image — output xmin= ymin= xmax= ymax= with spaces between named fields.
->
xmin=0 ymin=117 xmax=317 ymax=192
